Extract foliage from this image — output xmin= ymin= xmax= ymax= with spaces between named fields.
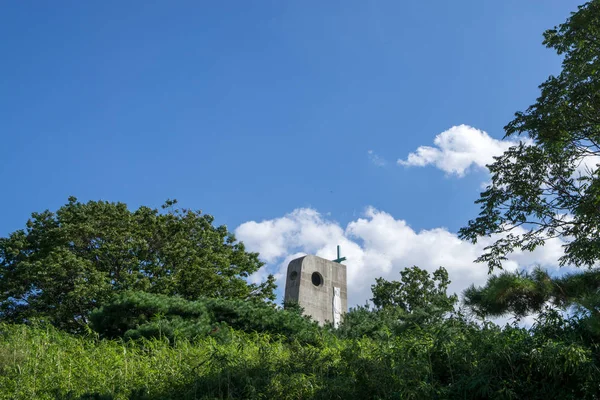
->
xmin=2 ymin=315 xmax=600 ymax=399
xmin=282 ymin=300 xmax=305 ymax=316
xmin=334 ymin=303 xmax=395 ymax=339
xmin=337 ymin=266 xmax=457 ymax=339
xmin=371 ymin=266 xmax=457 ymax=314
xmin=90 ymin=291 xmax=323 ymax=345
xmin=459 ymin=0 xmax=600 ymax=271
xmin=464 ymin=266 xmax=600 ymax=321
xmin=0 ymin=197 xmax=275 ymax=333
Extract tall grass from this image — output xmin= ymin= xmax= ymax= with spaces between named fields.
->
xmin=0 ymin=320 xmax=598 ymax=399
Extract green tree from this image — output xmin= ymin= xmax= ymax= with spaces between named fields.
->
xmin=0 ymin=197 xmax=275 ymax=332
xmin=464 ymin=267 xmax=600 ymax=321
xmin=459 ymin=1 xmax=600 ymax=271
xmin=371 ymin=266 xmax=457 ymax=313
xmin=338 ymin=266 xmax=457 ymax=338
xmin=90 ymin=291 xmax=322 ymax=345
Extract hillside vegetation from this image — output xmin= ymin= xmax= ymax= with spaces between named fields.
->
xmin=1 ymin=311 xmax=599 ymax=400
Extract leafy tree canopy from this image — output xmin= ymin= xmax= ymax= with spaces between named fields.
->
xmin=90 ymin=291 xmax=322 ymax=345
xmin=0 ymin=197 xmax=275 ymax=332
xmin=459 ymin=1 xmax=600 ymax=271
xmin=371 ymin=266 xmax=457 ymax=313
xmin=464 ymin=267 xmax=600 ymax=321
xmin=338 ymin=266 xmax=457 ymax=338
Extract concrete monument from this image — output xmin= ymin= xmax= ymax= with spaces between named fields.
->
xmin=283 ymin=247 xmax=348 ymax=327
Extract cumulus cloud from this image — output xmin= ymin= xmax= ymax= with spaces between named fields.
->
xmin=398 ymin=124 xmax=600 ymax=182
xmin=368 ymin=150 xmax=387 ymax=167
xmin=398 ymin=125 xmax=520 ymax=177
xmin=235 ymin=208 xmax=345 ymax=264
xmin=235 ymin=207 xmax=568 ymax=309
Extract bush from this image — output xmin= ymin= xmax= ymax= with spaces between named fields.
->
xmin=90 ymin=291 xmax=324 ymax=345
xmin=1 ymin=317 xmax=600 ymax=399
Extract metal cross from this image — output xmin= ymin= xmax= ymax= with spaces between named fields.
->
xmin=332 ymin=245 xmax=346 ymax=263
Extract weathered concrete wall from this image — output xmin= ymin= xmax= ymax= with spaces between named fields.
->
xmin=284 ymin=255 xmax=347 ymax=326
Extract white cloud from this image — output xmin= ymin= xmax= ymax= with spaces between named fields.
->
xmin=398 ymin=124 xmax=600 ymax=182
xmin=398 ymin=125 xmax=520 ymax=177
xmin=235 ymin=207 xmax=568 ymax=309
xmin=235 ymin=208 xmax=346 ymax=264
xmin=575 ymin=155 xmax=600 ymax=177
xmin=368 ymin=150 xmax=387 ymax=167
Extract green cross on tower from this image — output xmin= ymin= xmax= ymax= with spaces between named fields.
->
xmin=332 ymin=245 xmax=346 ymax=263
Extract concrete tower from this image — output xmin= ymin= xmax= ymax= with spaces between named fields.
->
xmin=283 ymin=254 xmax=347 ymax=326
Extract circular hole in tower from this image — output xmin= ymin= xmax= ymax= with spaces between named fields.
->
xmin=311 ymin=272 xmax=323 ymax=287
xmin=289 ymin=271 xmax=298 ymax=281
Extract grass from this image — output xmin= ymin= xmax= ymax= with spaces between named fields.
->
xmin=0 ymin=323 xmax=333 ymax=399
xmin=0 ymin=321 xmax=599 ymax=399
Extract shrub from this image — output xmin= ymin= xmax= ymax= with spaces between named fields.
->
xmin=90 ymin=291 xmax=323 ymax=345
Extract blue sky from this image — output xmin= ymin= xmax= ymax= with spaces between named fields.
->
xmin=0 ymin=1 xmax=582 ymax=306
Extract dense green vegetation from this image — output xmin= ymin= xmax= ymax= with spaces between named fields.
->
xmin=2 ymin=1 xmax=600 ymax=399
xmin=4 ymin=261 xmax=600 ymax=399
xmin=464 ymin=267 xmax=600 ymax=319
xmin=0 ymin=197 xmax=275 ymax=333
xmin=337 ymin=267 xmax=457 ymax=340
xmin=1 ymin=311 xmax=599 ymax=400
xmin=89 ymin=291 xmax=322 ymax=345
